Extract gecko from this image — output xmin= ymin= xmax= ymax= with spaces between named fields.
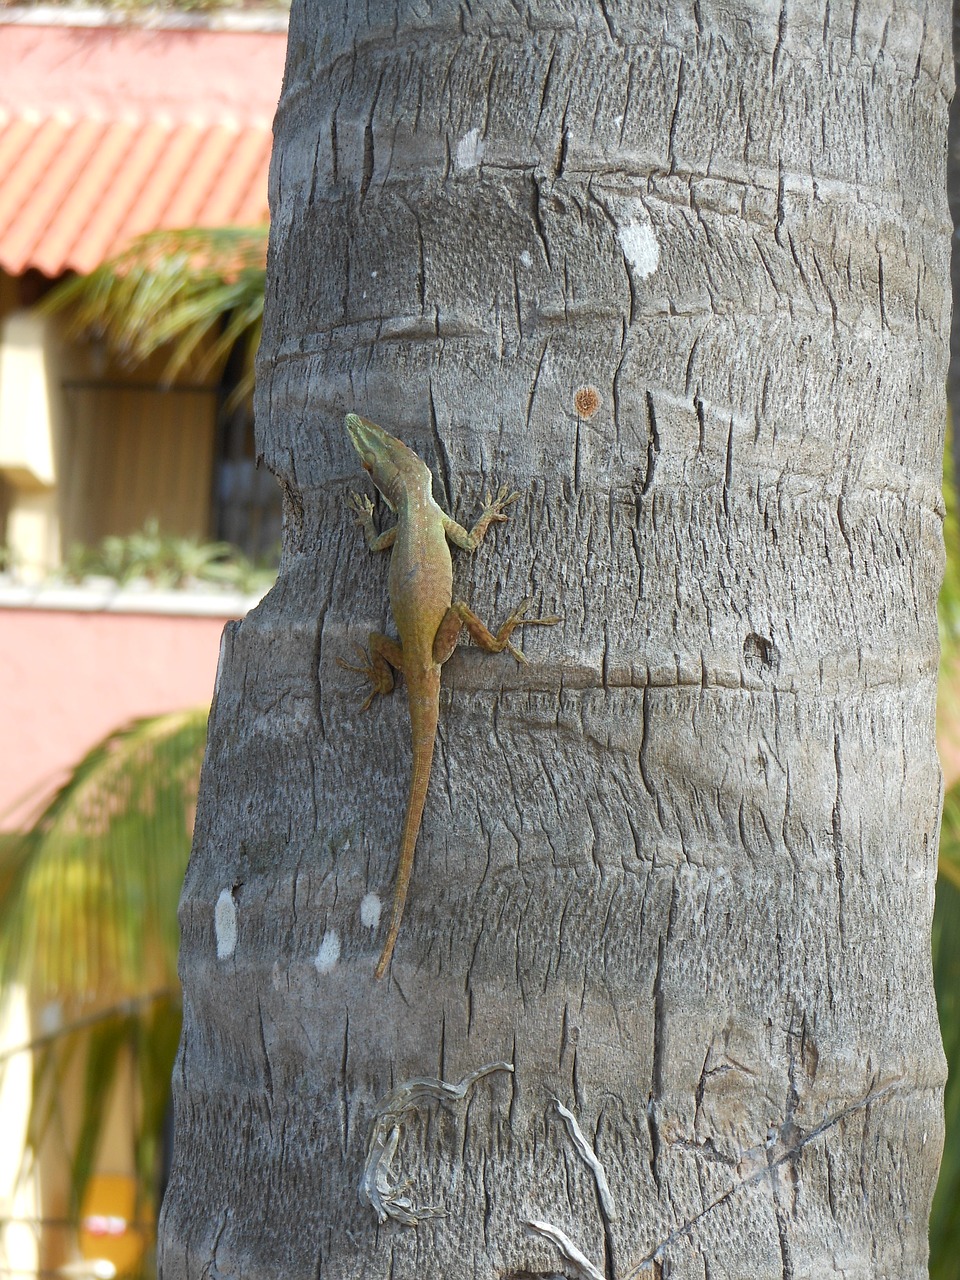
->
xmin=340 ymin=413 xmax=559 ymax=978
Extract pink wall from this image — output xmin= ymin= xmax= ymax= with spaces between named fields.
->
xmin=1 ymin=606 xmax=230 ymax=830
xmin=0 ymin=22 xmax=287 ymax=125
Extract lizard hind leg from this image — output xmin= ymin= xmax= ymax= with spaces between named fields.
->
xmin=445 ymin=599 xmax=561 ymax=665
xmin=337 ymin=632 xmax=403 ymax=710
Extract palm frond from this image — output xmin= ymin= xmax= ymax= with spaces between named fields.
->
xmin=41 ymin=226 xmax=267 ymax=399
xmin=930 ymin=829 xmax=960 ymax=1272
xmin=71 ymin=1013 xmax=133 ymax=1217
xmin=0 ymin=709 xmax=207 ymax=1000
xmin=940 ymin=417 xmax=960 ymax=657
xmin=0 ymin=711 xmax=208 ymax=1254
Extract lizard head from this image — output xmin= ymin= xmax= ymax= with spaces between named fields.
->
xmin=345 ymin=413 xmax=431 ymax=511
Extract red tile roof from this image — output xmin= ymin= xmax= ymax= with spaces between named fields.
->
xmin=0 ymin=20 xmax=286 ymax=276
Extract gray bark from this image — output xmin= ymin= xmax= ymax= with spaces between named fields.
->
xmin=159 ymin=1 xmax=951 ymax=1277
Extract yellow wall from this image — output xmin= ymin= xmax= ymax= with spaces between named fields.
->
xmin=60 ymin=378 xmax=217 ymax=549
xmin=0 ymin=277 xmax=219 ymax=573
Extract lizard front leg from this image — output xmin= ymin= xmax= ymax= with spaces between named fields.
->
xmin=347 ymin=493 xmax=398 ymax=553
xmin=338 ymin=633 xmax=403 ymax=710
xmin=433 ymin=599 xmax=561 ymax=666
xmin=443 ymin=485 xmax=519 ymax=552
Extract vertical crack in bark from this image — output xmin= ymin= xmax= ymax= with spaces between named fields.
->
xmin=512 ymin=260 xmax=524 ymax=338
xmin=620 ymin=60 xmax=635 ymax=147
xmin=311 ymin=609 xmax=325 ymax=739
xmin=536 ymin=46 xmax=558 ymax=133
xmin=341 ymin=234 xmax=351 ymax=325
xmin=641 ymin=391 xmax=659 ymax=495
xmin=595 ymin=0 xmax=617 ymax=43
xmin=407 ymin=199 xmax=426 ymax=315
xmin=556 ymin=127 xmax=571 ymax=179
xmin=771 ymin=0 xmax=789 ymax=80
xmin=722 ymin=417 xmax=734 ymax=520
xmin=438 ymin=1007 xmax=447 ymax=1079
xmin=329 ymin=113 xmax=339 ymax=186
xmin=340 ymin=1011 xmax=351 ymax=1154
xmin=831 ymin=732 xmax=846 ymax=943
xmin=771 ymin=1202 xmax=795 ymax=1280
xmin=649 ymin=880 xmax=680 ymax=1196
xmin=666 ymin=56 xmax=685 ymax=173
xmin=682 ymin=331 xmax=702 ymax=400
xmin=774 ymin=168 xmax=787 ymax=244
xmin=637 ymin=687 xmax=656 ymax=802
xmin=256 ymin=996 xmax=273 ymax=1098
xmin=648 ymin=940 xmax=666 ymax=1193
xmin=427 ymin=381 xmax=455 ymax=511
xmin=360 ymin=122 xmax=374 ymax=202
xmin=877 ymin=250 xmax=888 ymax=328
xmin=835 ymin=488 xmax=854 ymax=562
xmin=767 ymin=1009 xmax=803 ymax=1280
xmin=530 ymin=175 xmax=553 ymax=271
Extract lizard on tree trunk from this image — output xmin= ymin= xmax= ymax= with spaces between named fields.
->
xmin=340 ymin=413 xmax=559 ymax=978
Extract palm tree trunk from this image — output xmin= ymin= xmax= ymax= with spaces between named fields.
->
xmin=159 ymin=1 xmax=950 ymax=1276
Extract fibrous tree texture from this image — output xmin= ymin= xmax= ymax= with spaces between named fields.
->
xmin=159 ymin=1 xmax=950 ymax=1277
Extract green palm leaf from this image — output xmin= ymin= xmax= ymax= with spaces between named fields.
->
xmin=931 ymin=796 xmax=960 ymax=1274
xmin=0 ymin=709 xmax=208 ymax=1240
xmin=1 ymin=709 xmax=207 ymax=998
xmin=42 ymin=225 xmax=267 ymax=403
xmin=933 ymin=420 xmax=960 ymax=1269
xmin=941 ymin=422 xmax=960 ymax=658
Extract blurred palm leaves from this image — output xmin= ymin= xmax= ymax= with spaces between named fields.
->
xmin=0 ymin=710 xmax=208 ymax=1235
xmin=43 ymin=226 xmax=267 ymax=404
xmin=932 ymin=430 xmax=960 ymax=1276
xmin=64 ymin=520 xmax=275 ymax=595
xmin=933 ymin=816 xmax=960 ymax=1274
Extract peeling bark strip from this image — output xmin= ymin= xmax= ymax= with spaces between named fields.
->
xmin=359 ymin=1061 xmax=514 ymax=1224
xmin=159 ymin=0 xmax=949 ymax=1277
xmin=553 ymin=1100 xmax=618 ymax=1223
xmin=525 ymin=1219 xmax=607 ymax=1280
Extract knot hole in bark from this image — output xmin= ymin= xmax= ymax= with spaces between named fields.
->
xmin=743 ymin=632 xmax=779 ymax=675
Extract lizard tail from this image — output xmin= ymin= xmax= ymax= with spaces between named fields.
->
xmin=374 ymin=681 xmax=440 ymax=979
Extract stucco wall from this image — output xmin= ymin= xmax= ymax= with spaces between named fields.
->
xmin=0 ymin=593 xmax=253 ymax=830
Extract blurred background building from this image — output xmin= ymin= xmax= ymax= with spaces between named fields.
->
xmin=0 ymin=7 xmax=287 ymax=1277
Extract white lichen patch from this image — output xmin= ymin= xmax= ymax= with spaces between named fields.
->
xmin=455 ymin=127 xmax=484 ymax=172
xmin=518 ymin=249 xmax=532 ymax=268
xmin=618 ymin=216 xmax=660 ymax=279
xmin=360 ymin=893 xmax=382 ymax=929
xmin=315 ymin=931 xmax=341 ymax=973
xmin=214 ymin=888 xmax=237 ymax=959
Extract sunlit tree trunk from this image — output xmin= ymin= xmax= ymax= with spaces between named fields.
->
xmin=159 ymin=1 xmax=949 ymax=1276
